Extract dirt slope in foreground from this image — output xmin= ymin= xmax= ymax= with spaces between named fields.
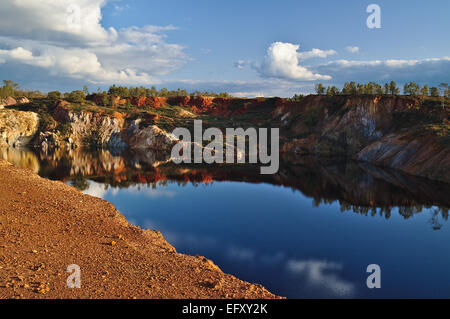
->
xmin=0 ymin=160 xmax=279 ymax=299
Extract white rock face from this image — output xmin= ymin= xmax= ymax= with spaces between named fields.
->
xmin=36 ymin=131 xmax=60 ymax=153
xmin=127 ymin=125 xmax=179 ymax=152
xmin=67 ymin=111 xmax=125 ymax=147
xmin=17 ymin=97 xmax=30 ymax=104
xmin=0 ymin=109 xmax=39 ymax=148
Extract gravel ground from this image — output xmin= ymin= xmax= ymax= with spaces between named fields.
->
xmin=0 ymin=159 xmax=280 ymax=299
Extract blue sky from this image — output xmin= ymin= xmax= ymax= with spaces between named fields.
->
xmin=0 ymin=0 xmax=449 ymax=96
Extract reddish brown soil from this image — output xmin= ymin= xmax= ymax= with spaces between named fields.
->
xmin=0 ymin=160 xmax=280 ymax=299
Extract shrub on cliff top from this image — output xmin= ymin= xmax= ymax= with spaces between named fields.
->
xmin=65 ymin=90 xmax=86 ymax=103
xmin=47 ymin=91 xmax=62 ymax=100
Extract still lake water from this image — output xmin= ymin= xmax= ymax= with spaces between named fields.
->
xmin=2 ymin=147 xmax=450 ymax=298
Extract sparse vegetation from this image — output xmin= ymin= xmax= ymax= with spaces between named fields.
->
xmin=58 ymin=123 xmax=73 ymax=137
xmin=107 ymin=84 xmax=231 ymax=98
xmin=312 ymin=81 xmax=449 ymax=97
xmin=0 ymin=80 xmax=43 ymax=99
xmin=47 ymin=91 xmax=62 ymax=100
xmin=65 ymin=90 xmax=86 ymax=103
xmin=83 ymin=129 xmax=103 ymax=149
xmin=38 ymin=112 xmax=55 ymax=132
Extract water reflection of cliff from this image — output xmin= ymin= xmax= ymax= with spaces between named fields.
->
xmin=2 ymin=147 xmax=449 ymax=222
xmin=0 ymin=147 xmax=40 ymax=173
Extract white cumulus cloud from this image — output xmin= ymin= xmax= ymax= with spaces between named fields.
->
xmin=298 ymin=48 xmax=337 ymax=60
xmin=315 ymin=56 xmax=450 ymax=84
xmin=256 ymin=42 xmax=332 ymax=81
xmin=345 ymin=46 xmax=360 ymax=53
xmin=0 ymin=0 xmax=187 ymax=86
xmin=234 ymin=60 xmax=246 ymax=70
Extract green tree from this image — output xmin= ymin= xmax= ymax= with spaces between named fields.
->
xmin=363 ymin=82 xmax=373 ymax=95
xmin=82 ymin=85 xmax=89 ymax=96
xmin=404 ymin=82 xmax=420 ymax=96
xmin=403 ymin=82 xmax=410 ymax=95
xmin=411 ymin=83 xmax=420 ymax=95
xmin=47 ymin=91 xmax=62 ymax=100
xmin=420 ymin=85 xmax=429 ymax=96
xmin=342 ymin=82 xmax=357 ymax=95
xmin=66 ymin=90 xmax=86 ymax=103
xmin=389 ymin=81 xmax=400 ymax=95
xmin=102 ymin=94 xmax=110 ymax=106
xmin=326 ymin=86 xmax=340 ymax=96
xmin=430 ymin=87 xmax=439 ymax=97
xmin=356 ymin=83 xmax=365 ymax=95
xmin=292 ymin=94 xmax=304 ymax=101
xmin=159 ymin=88 xmax=168 ymax=97
xmin=1 ymin=80 xmax=20 ymax=98
xmin=118 ymin=86 xmax=130 ymax=97
xmin=315 ymin=83 xmax=325 ymax=95
xmin=374 ymin=83 xmax=383 ymax=95
xmin=108 ymin=85 xmax=120 ymax=96
xmin=439 ymin=83 xmax=449 ymax=98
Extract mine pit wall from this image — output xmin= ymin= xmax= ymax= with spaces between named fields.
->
xmin=277 ymin=95 xmax=449 ymax=183
xmin=1 ymin=95 xmax=449 ymax=183
xmin=0 ymin=109 xmax=39 ymax=148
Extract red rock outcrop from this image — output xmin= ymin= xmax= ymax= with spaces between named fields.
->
xmin=128 ymin=97 xmax=167 ymax=108
xmin=167 ymin=96 xmax=191 ymax=106
xmin=52 ymin=103 xmax=71 ymax=123
xmin=3 ymin=96 xmax=17 ymax=106
xmin=147 ymin=97 xmax=167 ymax=108
xmin=188 ymin=96 xmax=214 ymax=113
xmin=87 ymin=94 xmax=278 ymax=115
xmin=163 ymin=96 xmax=277 ymax=116
xmin=209 ymin=97 xmax=274 ymax=116
xmin=130 ymin=96 xmax=147 ymax=107
xmin=113 ymin=96 xmax=127 ymax=107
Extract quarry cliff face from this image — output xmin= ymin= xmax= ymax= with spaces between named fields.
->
xmin=35 ymin=109 xmax=127 ymax=152
xmin=34 ymin=104 xmax=179 ymax=153
xmin=277 ymin=95 xmax=449 ymax=183
xmin=0 ymin=109 xmax=39 ymax=148
xmin=1 ymin=94 xmax=449 ymax=183
xmin=356 ymin=132 xmax=450 ymax=183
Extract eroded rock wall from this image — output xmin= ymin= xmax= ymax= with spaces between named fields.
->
xmin=279 ymin=95 xmax=449 ymax=182
xmin=0 ymin=109 xmax=39 ymax=148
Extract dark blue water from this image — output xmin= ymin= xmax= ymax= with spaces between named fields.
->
xmin=88 ymin=180 xmax=450 ymax=298
xmin=3 ymin=148 xmax=450 ymax=298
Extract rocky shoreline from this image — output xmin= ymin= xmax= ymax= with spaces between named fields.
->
xmin=0 ymin=159 xmax=280 ymax=299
